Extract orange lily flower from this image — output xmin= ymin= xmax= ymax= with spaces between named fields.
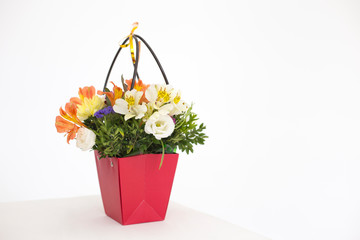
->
xmin=125 ymin=79 xmax=149 ymax=103
xmin=97 ymin=81 xmax=123 ymax=106
xmin=55 ymin=116 xmax=80 ymax=143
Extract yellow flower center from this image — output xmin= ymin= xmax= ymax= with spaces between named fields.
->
xmin=158 ymin=88 xmax=170 ymax=102
xmin=173 ymin=95 xmax=181 ymax=104
xmin=126 ymin=96 xmax=135 ymax=107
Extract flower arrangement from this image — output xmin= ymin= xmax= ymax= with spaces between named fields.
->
xmin=55 ymin=77 xmax=207 ymax=167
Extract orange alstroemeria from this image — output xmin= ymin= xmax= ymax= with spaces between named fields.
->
xmin=55 ymin=116 xmax=80 ymax=143
xmin=56 ymin=95 xmax=85 ymax=144
xmin=56 ymin=86 xmax=99 ymax=144
xmin=125 ymin=79 xmax=149 ymax=103
xmin=59 ymin=103 xmax=84 ymax=127
xmin=97 ymin=81 xmax=123 ymax=106
xmin=112 ymin=81 xmax=123 ymax=100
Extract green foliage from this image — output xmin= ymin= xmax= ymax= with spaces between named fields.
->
xmin=83 ymin=106 xmax=207 ymax=159
xmin=164 ymin=106 xmax=208 ymax=154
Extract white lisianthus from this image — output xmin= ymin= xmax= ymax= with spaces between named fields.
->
xmin=145 ymin=112 xmax=175 ymax=140
xmin=113 ymin=89 xmax=147 ymax=121
xmin=145 ymin=84 xmax=175 ymax=108
xmin=76 ymin=127 xmax=96 ymax=151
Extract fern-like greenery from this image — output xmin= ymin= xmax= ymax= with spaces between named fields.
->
xmin=84 ymin=105 xmax=207 ymax=159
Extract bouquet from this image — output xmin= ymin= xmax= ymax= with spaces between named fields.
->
xmin=55 ymin=77 xmax=207 ymax=167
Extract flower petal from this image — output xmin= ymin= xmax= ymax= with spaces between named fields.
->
xmin=70 ymin=97 xmax=81 ymax=105
xmin=79 ymin=86 xmax=95 ymax=100
xmin=113 ymin=99 xmax=129 ymax=115
xmin=134 ymin=91 xmax=143 ymax=104
xmin=65 ymin=101 xmax=78 ymax=119
xmin=124 ymin=113 xmax=135 ymax=121
xmin=55 ymin=116 xmax=75 ymax=133
xmin=133 ymin=104 xmax=147 ymax=119
xmin=111 ymin=81 xmax=123 ymax=101
xmin=158 ymin=104 xmax=173 ymax=115
xmin=66 ymin=125 xmax=80 ymax=144
xmin=97 ymin=90 xmax=115 ymax=106
xmin=145 ymin=85 xmax=158 ymax=103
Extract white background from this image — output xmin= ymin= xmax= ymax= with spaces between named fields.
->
xmin=1 ymin=0 xmax=360 ymax=239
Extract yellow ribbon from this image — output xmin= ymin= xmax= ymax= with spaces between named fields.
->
xmin=120 ymin=22 xmax=139 ymax=64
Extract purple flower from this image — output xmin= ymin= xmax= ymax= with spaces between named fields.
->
xmin=171 ymin=116 xmax=176 ymax=125
xmin=94 ymin=106 xmax=115 ymax=118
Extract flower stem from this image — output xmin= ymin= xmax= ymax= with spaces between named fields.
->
xmin=159 ymin=140 xmax=165 ymax=170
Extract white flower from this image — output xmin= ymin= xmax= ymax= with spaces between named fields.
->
xmin=158 ymin=103 xmax=174 ymax=115
xmin=145 ymin=84 xmax=175 ymax=108
xmin=145 ymin=112 xmax=175 ymax=140
xmin=76 ymin=127 xmax=96 ymax=151
xmin=168 ymin=90 xmax=189 ymax=116
xmin=113 ymin=89 xmax=147 ymax=121
xmin=143 ymin=101 xmax=173 ymax=121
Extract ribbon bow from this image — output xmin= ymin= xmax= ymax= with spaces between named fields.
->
xmin=120 ymin=22 xmax=139 ymax=64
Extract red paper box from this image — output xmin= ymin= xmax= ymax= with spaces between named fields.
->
xmin=95 ymin=151 xmax=178 ymax=225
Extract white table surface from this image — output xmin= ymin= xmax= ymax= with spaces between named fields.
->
xmin=0 ymin=196 xmax=270 ymax=240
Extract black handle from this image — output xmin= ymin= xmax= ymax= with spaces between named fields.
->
xmin=103 ymin=34 xmax=169 ymax=91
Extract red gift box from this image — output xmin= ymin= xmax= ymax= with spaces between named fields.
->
xmin=95 ymin=151 xmax=178 ymax=225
